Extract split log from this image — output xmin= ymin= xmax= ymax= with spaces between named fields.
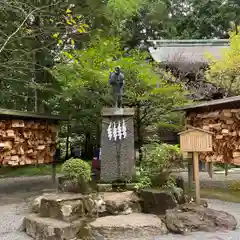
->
xmin=187 ymin=108 xmax=240 ymax=165
xmin=12 ymin=120 xmax=25 ymax=128
xmin=0 ymin=119 xmax=57 ymax=166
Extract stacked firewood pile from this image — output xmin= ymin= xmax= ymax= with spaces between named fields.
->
xmin=186 ymin=109 xmax=240 ymax=165
xmin=0 ymin=119 xmax=57 ymax=166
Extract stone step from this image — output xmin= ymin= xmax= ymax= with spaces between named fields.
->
xmin=24 ymin=214 xmax=86 ymax=240
xmin=89 ymin=213 xmax=168 ymax=240
xmin=39 ymin=193 xmax=93 ymax=222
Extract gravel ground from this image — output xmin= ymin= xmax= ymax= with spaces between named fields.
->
xmin=0 ymin=203 xmax=31 ymax=240
xmin=0 ymin=199 xmax=239 ymax=240
xmin=0 ymin=175 xmax=240 ymax=240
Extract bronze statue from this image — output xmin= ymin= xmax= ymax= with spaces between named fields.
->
xmin=109 ymin=67 xmax=125 ymax=108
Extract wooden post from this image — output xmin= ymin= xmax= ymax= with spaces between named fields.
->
xmin=193 ymin=152 xmax=200 ymax=204
xmin=192 ymin=154 xmax=195 ymax=182
xmin=207 ymin=162 xmax=213 ymax=179
xmin=188 ymin=154 xmax=193 ymax=191
xmin=178 ymin=127 xmax=213 ymax=205
xmin=52 ymin=147 xmax=60 ymax=184
xmin=225 ymin=163 xmax=228 ymax=176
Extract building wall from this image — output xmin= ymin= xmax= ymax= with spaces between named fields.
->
xmin=186 ymin=108 xmax=240 ymax=165
xmin=0 ymin=119 xmax=57 ymax=166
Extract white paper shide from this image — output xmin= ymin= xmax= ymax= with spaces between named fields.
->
xmin=107 ymin=119 xmax=127 ymax=141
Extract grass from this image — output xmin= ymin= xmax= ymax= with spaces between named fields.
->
xmin=0 ymin=164 xmax=63 ymax=178
xmin=187 ymin=187 xmax=240 ymax=203
xmin=0 ymin=159 xmax=93 ymax=178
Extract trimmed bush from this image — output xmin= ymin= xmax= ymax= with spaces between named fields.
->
xmin=61 ymin=158 xmax=92 ymax=185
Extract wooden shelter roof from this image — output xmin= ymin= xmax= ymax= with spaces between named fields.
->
xmin=0 ymin=108 xmax=67 ymax=122
xmin=148 ymin=39 xmax=229 ymax=72
xmin=176 ymin=96 xmax=240 ymax=113
xmin=178 ymin=127 xmax=213 ymax=135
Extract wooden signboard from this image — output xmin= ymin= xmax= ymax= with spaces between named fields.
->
xmin=179 ymin=127 xmax=213 ymax=152
xmin=178 ymin=127 xmax=213 ymax=204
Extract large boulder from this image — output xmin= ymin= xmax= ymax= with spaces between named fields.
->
xmin=39 ymin=193 xmax=95 ymax=222
xmin=93 ymin=191 xmax=142 ymax=217
xmin=23 ymin=213 xmax=86 ymax=240
xmin=29 ymin=193 xmax=54 ymax=214
xmin=89 ymin=213 xmax=168 ymax=240
xmin=140 ymin=188 xmax=185 ymax=215
xmin=103 ymin=191 xmax=141 ymax=216
xmin=165 ymin=203 xmax=237 ymax=234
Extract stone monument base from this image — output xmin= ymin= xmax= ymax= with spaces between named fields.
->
xmin=100 ymin=107 xmax=135 ymax=182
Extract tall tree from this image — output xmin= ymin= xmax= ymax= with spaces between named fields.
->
xmin=53 ymin=37 xmax=187 ymax=158
xmin=206 ymin=30 xmax=240 ymax=96
xmin=0 ymin=0 xmax=88 ymax=112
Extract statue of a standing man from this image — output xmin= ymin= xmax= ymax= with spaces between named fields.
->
xmin=109 ymin=67 xmax=125 ymax=108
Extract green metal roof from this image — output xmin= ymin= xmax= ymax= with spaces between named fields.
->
xmin=148 ymin=39 xmax=230 ymax=72
xmin=147 ymin=39 xmax=229 ymax=45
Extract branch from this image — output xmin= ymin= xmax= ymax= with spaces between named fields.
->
xmin=0 ymin=1 xmax=60 ymax=54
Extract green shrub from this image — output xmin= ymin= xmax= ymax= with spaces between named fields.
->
xmin=61 ymin=158 xmax=92 ymax=184
xmin=141 ymin=143 xmax=181 ymax=175
xmin=134 ymin=169 xmax=151 ymax=190
xmin=135 ymin=143 xmax=182 ymax=190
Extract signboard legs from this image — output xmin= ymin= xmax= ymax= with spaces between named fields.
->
xmin=193 ymin=152 xmax=200 ymax=204
xmin=187 ymin=154 xmax=193 ymax=191
xmin=207 ymin=162 xmax=213 ymax=179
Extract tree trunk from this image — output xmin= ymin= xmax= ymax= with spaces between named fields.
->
xmin=65 ymin=122 xmax=71 ymax=160
xmin=136 ymin=103 xmax=143 ymax=163
xmin=33 ymin=15 xmax=45 ymax=113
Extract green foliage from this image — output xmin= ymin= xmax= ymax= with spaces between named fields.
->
xmin=0 ymin=0 xmax=89 ymax=111
xmin=54 ymin=37 xmax=187 ymax=151
xmin=141 ymin=143 xmax=181 ymax=175
xmin=61 ymin=158 xmax=92 ymax=184
xmin=2 ymin=0 xmax=237 ymax=113
xmin=206 ymin=30 xmax=240 ymax=95
xmin=135 ymin=143 xmax=182 ymax=190
xmin=135 ymin=173 xmax=151 ymax=190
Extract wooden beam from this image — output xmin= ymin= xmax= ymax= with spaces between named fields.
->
xmin=0 ymin=108 xmax=67 ymax=121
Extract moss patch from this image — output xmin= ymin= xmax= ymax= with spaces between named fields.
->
xmin=187 ymin=187 xmax=240 ymax=203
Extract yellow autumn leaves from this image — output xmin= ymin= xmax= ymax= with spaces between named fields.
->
xmin=206 ymin=30 xmax=240 ymax=95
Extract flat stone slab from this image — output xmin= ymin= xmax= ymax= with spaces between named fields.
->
xmin=165 ymin=203 xmax=237 ymax=234
xmin=40 ymin=193 xmax=85 ymax=201
xmin=89 ymin=213 xmax=168 ymax=240
xmin=39 ymin=193 xmax=92 ymax=222
xmin=24 ymin=214 xmax=85 ymax=240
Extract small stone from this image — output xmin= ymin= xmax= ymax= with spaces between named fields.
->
xmin=31 ymin=196 xmax=44 ymax=213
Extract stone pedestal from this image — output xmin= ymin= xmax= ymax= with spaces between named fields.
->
xmin=100 ymin=108 xmax=135 ymax=182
